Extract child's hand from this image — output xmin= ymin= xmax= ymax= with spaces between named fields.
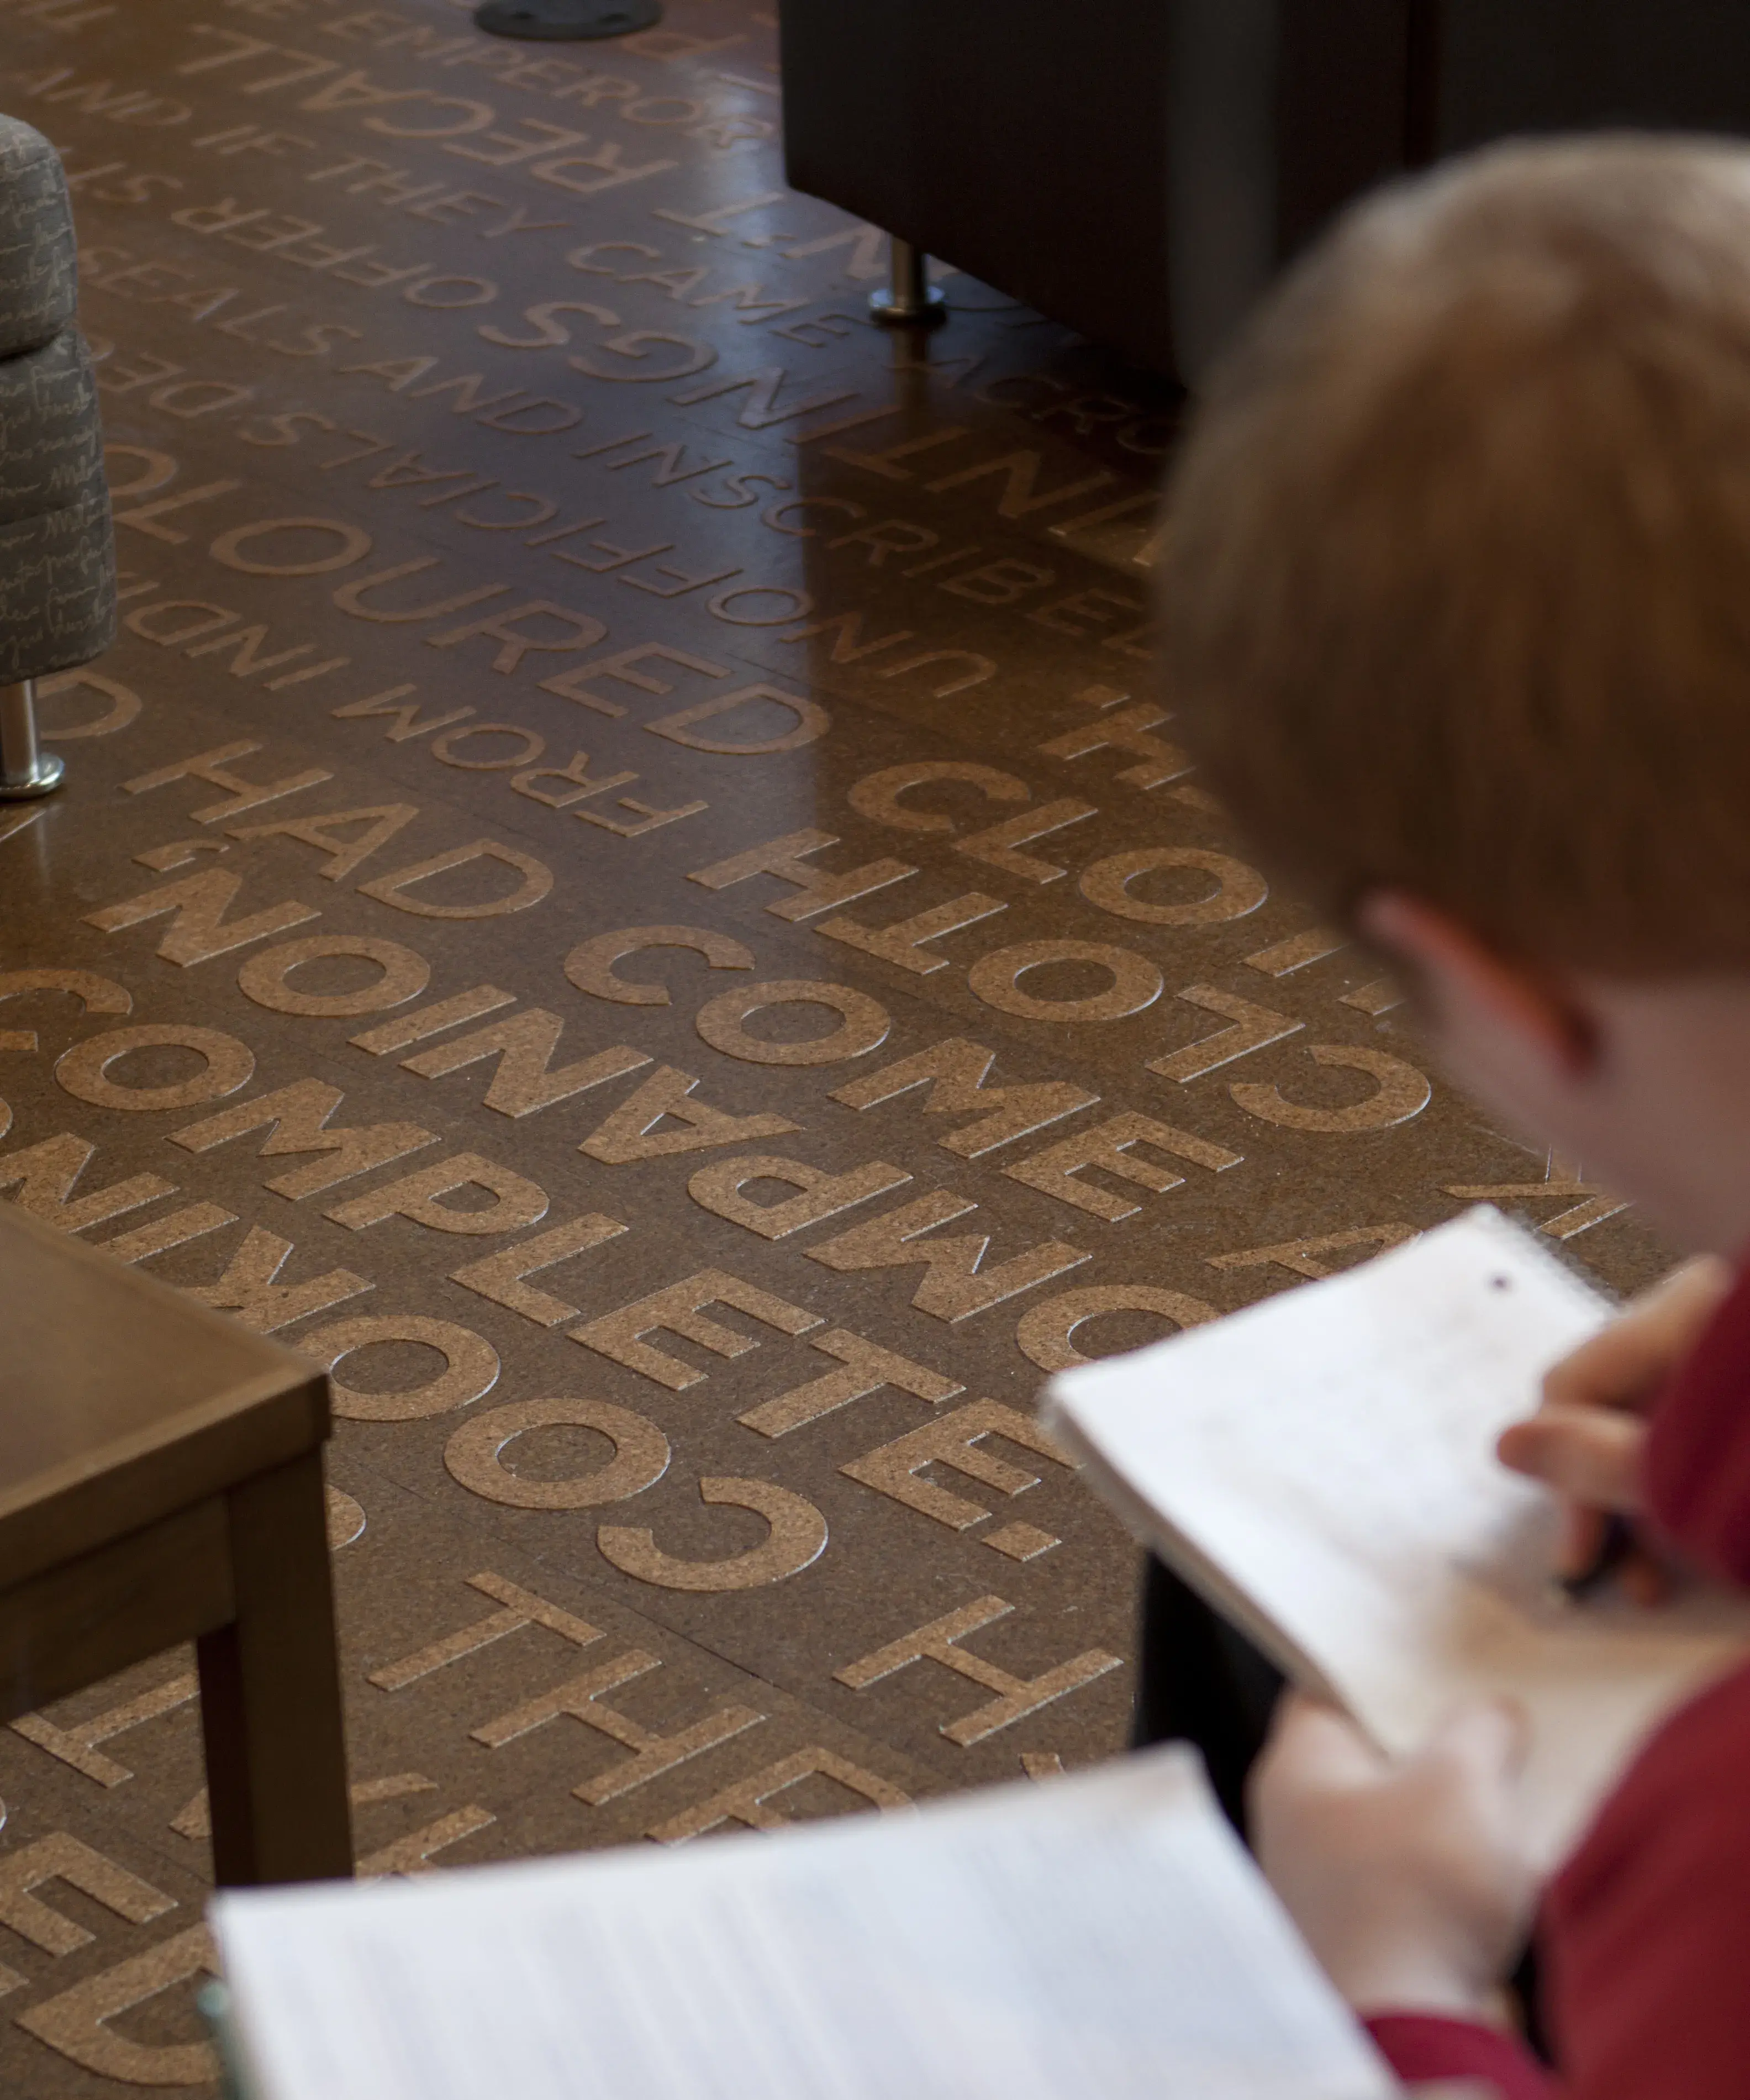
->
xmin=1250 ymin=1694 xmax=1537 ymax=2020
xmin=1495 ymin=1255 xmax=1733 ymax=1598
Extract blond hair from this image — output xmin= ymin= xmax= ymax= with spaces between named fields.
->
xmin=1162 ymin=135 xmax=1750 ymax=972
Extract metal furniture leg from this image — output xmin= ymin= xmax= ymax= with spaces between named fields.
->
xmin=0 ymin=680 xmax=64 ymax=801
xmin=473 ymin=0 xmax=661 ymax=36
xmin=870 ymin=238 xmax=947 ymax=328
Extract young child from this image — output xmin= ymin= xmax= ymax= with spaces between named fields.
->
xmin=1161 ymin=136 xmax=1750 ymax=2097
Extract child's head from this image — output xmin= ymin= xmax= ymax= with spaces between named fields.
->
xmin=1162 ymin=136 xmax=1750 ymax=1255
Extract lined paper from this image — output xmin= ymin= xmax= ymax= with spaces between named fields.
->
xmin=1048 ymin=1208 xmax=1750 ymax=1866
xmin=212 ymin=1748 xmax=1395 ymax=2100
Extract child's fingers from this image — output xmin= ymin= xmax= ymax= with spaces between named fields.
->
xmin=1257 ymin=1693 xmax=1384 ymax=1792
xmin=1542 ymin=1322 xmax=1677 ymax=1416
xmin=1555 ymin=1499 xmax=1606 ymax=1580
xmin=1429 ymin=1697 xmax=1531 ymax=1786
xmin=1495 ymin=1402 xmax=1644 ymax=1508
xmin=1620 ymin=1551 xmax=1672 ymax=1608
xmin=1541 ymin=1255 xmax=1733 ymax=1416
xmin=1555 ymin=1504 xmax=1670 ymax=1602
xmin=1503 ymin=1254 xmax=1729 ymax=1599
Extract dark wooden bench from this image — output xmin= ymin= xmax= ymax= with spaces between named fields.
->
xmin=0 ymin=1202 xmax=352 ymax=1885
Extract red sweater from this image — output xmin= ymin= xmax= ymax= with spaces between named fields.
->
xmin=1365 ymin=1262 xmax=1750 ymax=2098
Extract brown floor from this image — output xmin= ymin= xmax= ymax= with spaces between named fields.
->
xmin=0 ymin=1 xmax=1677 ymax=2091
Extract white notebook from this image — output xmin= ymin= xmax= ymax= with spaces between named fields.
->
xmin=1045 ymin=1207 xmax=1750 ymax=1868
xmin=210 ymin=1746 xmax=1398 ymax=2100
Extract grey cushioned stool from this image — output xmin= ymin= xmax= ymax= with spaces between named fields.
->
xmin=0 ymin=114 xmax=117 ymax=801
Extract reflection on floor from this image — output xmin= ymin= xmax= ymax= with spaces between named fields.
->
xmin=0 ymin=0 xmax=1673 ymax=2090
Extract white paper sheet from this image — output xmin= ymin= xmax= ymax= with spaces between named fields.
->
xmin=1048 ymin=1208 xmax=1750 ymax=1867
xmin=211 ymin=1748 xmax=1397 ymax=2100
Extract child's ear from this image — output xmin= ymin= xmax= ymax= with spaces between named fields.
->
xmin=1356 ymin=893 xmax=1598 ymax=1078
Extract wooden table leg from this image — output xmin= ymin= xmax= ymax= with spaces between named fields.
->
xmin=198 ymin=1450 xmax=354 ymax=1886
